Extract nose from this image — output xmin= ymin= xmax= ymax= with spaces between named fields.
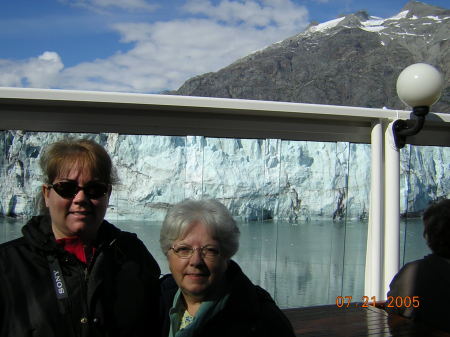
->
xmin=189 ymin=249 xmax=205 ymax=266
xmin=72 ymin=188 xmax=89 ymax=203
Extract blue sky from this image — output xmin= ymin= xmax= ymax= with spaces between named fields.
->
xmin=0 ymin=0 xmax=448 ymax=93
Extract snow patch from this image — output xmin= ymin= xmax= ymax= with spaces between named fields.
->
xmin=388 ymin=10 xmax=409 ymax=20
xmin=361 ymin=26 xmax=385 ymax=32
xmin=307 ymin=17 xmax=345 ymax=33
xmin=362 ymin=18 xmax=385 ymax=27
xmin=425 ymin=15 xmax=443 ymax=21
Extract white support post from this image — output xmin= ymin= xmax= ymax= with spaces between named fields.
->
xmin=383 ymin=121 xmax=401 ymax=298
xmin=364 ymin=120 xmax=384 ymax=300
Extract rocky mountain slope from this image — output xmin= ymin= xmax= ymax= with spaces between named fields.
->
xmin=173 ymin=1 xmax=450 ymax=112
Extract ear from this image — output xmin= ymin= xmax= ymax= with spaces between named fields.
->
xmin=42 ymin=185 xmax=50 ymax=207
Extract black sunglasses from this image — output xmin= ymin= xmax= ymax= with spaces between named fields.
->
xmin=48 ymin=181 xmax=109 ymax=200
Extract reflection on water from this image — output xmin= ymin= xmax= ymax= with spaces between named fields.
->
xmin=0 ymin=217 xmax=430 ymax=308
xmin=0 ymin=217 xmax=23 ymax=243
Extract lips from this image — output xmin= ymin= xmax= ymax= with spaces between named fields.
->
xmin=68 ymin=210 xmax=92 ymax=216
xmin=185 ymin=271 xmax=209 ymax=278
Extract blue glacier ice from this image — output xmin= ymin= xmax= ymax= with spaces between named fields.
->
xmin=1 ymin=130 xmax=449 ymax=221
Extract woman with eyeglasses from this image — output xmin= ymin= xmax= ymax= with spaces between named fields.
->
xmin=159 ymin=199 xmax=295 ymax=337
xmin=0 ymin=138 xmax=161 ymax=337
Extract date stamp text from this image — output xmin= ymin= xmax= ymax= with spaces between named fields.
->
xmin=335 ymin=296 xmax=420 ymax=308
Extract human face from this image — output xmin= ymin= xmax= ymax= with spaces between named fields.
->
xmin=168 ymin=221 xmax=229 ymax=303
xmin=42 ymin=165 xmax=111 ymax=242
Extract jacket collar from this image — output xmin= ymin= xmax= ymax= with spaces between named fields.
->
xmin=22 ymin=215 xmax=122 ymax=253
xmin=22 ymin=215 xmax=59 ymax=253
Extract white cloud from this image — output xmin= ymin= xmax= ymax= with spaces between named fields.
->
xmin=183 ymin=0 xmax=308 ymax=29
xmin=0 ymin=52 xmax=64 ymax=88
xmin=60 ymin=0 xmax=158 ymax=12
xmin=3 ymin=0 xmax=310 ymax=93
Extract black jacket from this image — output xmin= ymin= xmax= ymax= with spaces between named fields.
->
xmin=0 ymin=215 xmax=161 ymax=337
xmin=159 ymin=260 xmax=295 ymax=337
xmin=386 ymin=254 xmax=450 ymax=333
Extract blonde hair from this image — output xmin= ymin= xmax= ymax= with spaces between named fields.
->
xmin=40 ymin=138 xmax=117 ymax=185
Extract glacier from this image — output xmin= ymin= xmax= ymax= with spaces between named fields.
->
xmin=1 ymin=130 xmax=449 ymax=222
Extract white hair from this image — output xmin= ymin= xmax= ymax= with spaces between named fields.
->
xmin=160 ymin=199 xmax=240 ymax=258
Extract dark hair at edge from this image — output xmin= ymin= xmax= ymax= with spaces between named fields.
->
xmin=37 ymin=137 xmax=118 ymax=214
xmin=423 ymin=199 xmax=450 ymax=258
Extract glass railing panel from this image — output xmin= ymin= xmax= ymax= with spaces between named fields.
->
xmin=341 ymin=143 xmax=370 ymax=302
xmin=273 ymin=220 xmax=349 ymax=308
xmin=401 ymin=145 xmax=450 ymax=215
xmin=399 ymin=144 xmax=449 ymax=266
xmin=326 ymin=142 xmax=351 ymax=305
xmin=273 ymin=140 xmax=352 ymax=307
xmin=400 ymin=218 xmax=431 ymax=266
xmin=230 ymin=139 xmax=281 ymax=296
xmin=233 ymin=220 xmax=278 ymax=296
xmin=200 ymin=137 xmax=270 ymax=292
xmin=232 ymin=139 xmax=282 ymax=295
xmin=258 ymin=138 xmax=283 ymax=296
xmin=340 ymin=220 xmax=368 ymax=301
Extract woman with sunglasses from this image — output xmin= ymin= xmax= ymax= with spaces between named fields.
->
xmin=0 ymin=138 xmax=161 ymax=337
xmin=159 ymin=199 xmax=295 ymax=337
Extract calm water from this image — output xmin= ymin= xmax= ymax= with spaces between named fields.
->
xmin=0 ymin=217 xmax=429 ymax=308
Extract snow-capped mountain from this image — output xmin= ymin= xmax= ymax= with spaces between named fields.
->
xmin=173 ymin=1 xmax=449 ymax=113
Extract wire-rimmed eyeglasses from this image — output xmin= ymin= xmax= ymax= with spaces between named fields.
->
xmin=170 ymin=244 xmax=220 ymax=259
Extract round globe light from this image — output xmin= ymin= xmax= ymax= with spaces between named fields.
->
xmin=396 ymin=63 xmax=444 ymax=108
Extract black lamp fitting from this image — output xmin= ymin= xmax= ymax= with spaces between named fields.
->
xmin=392 ymin=106 xmax=430 ymax=149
